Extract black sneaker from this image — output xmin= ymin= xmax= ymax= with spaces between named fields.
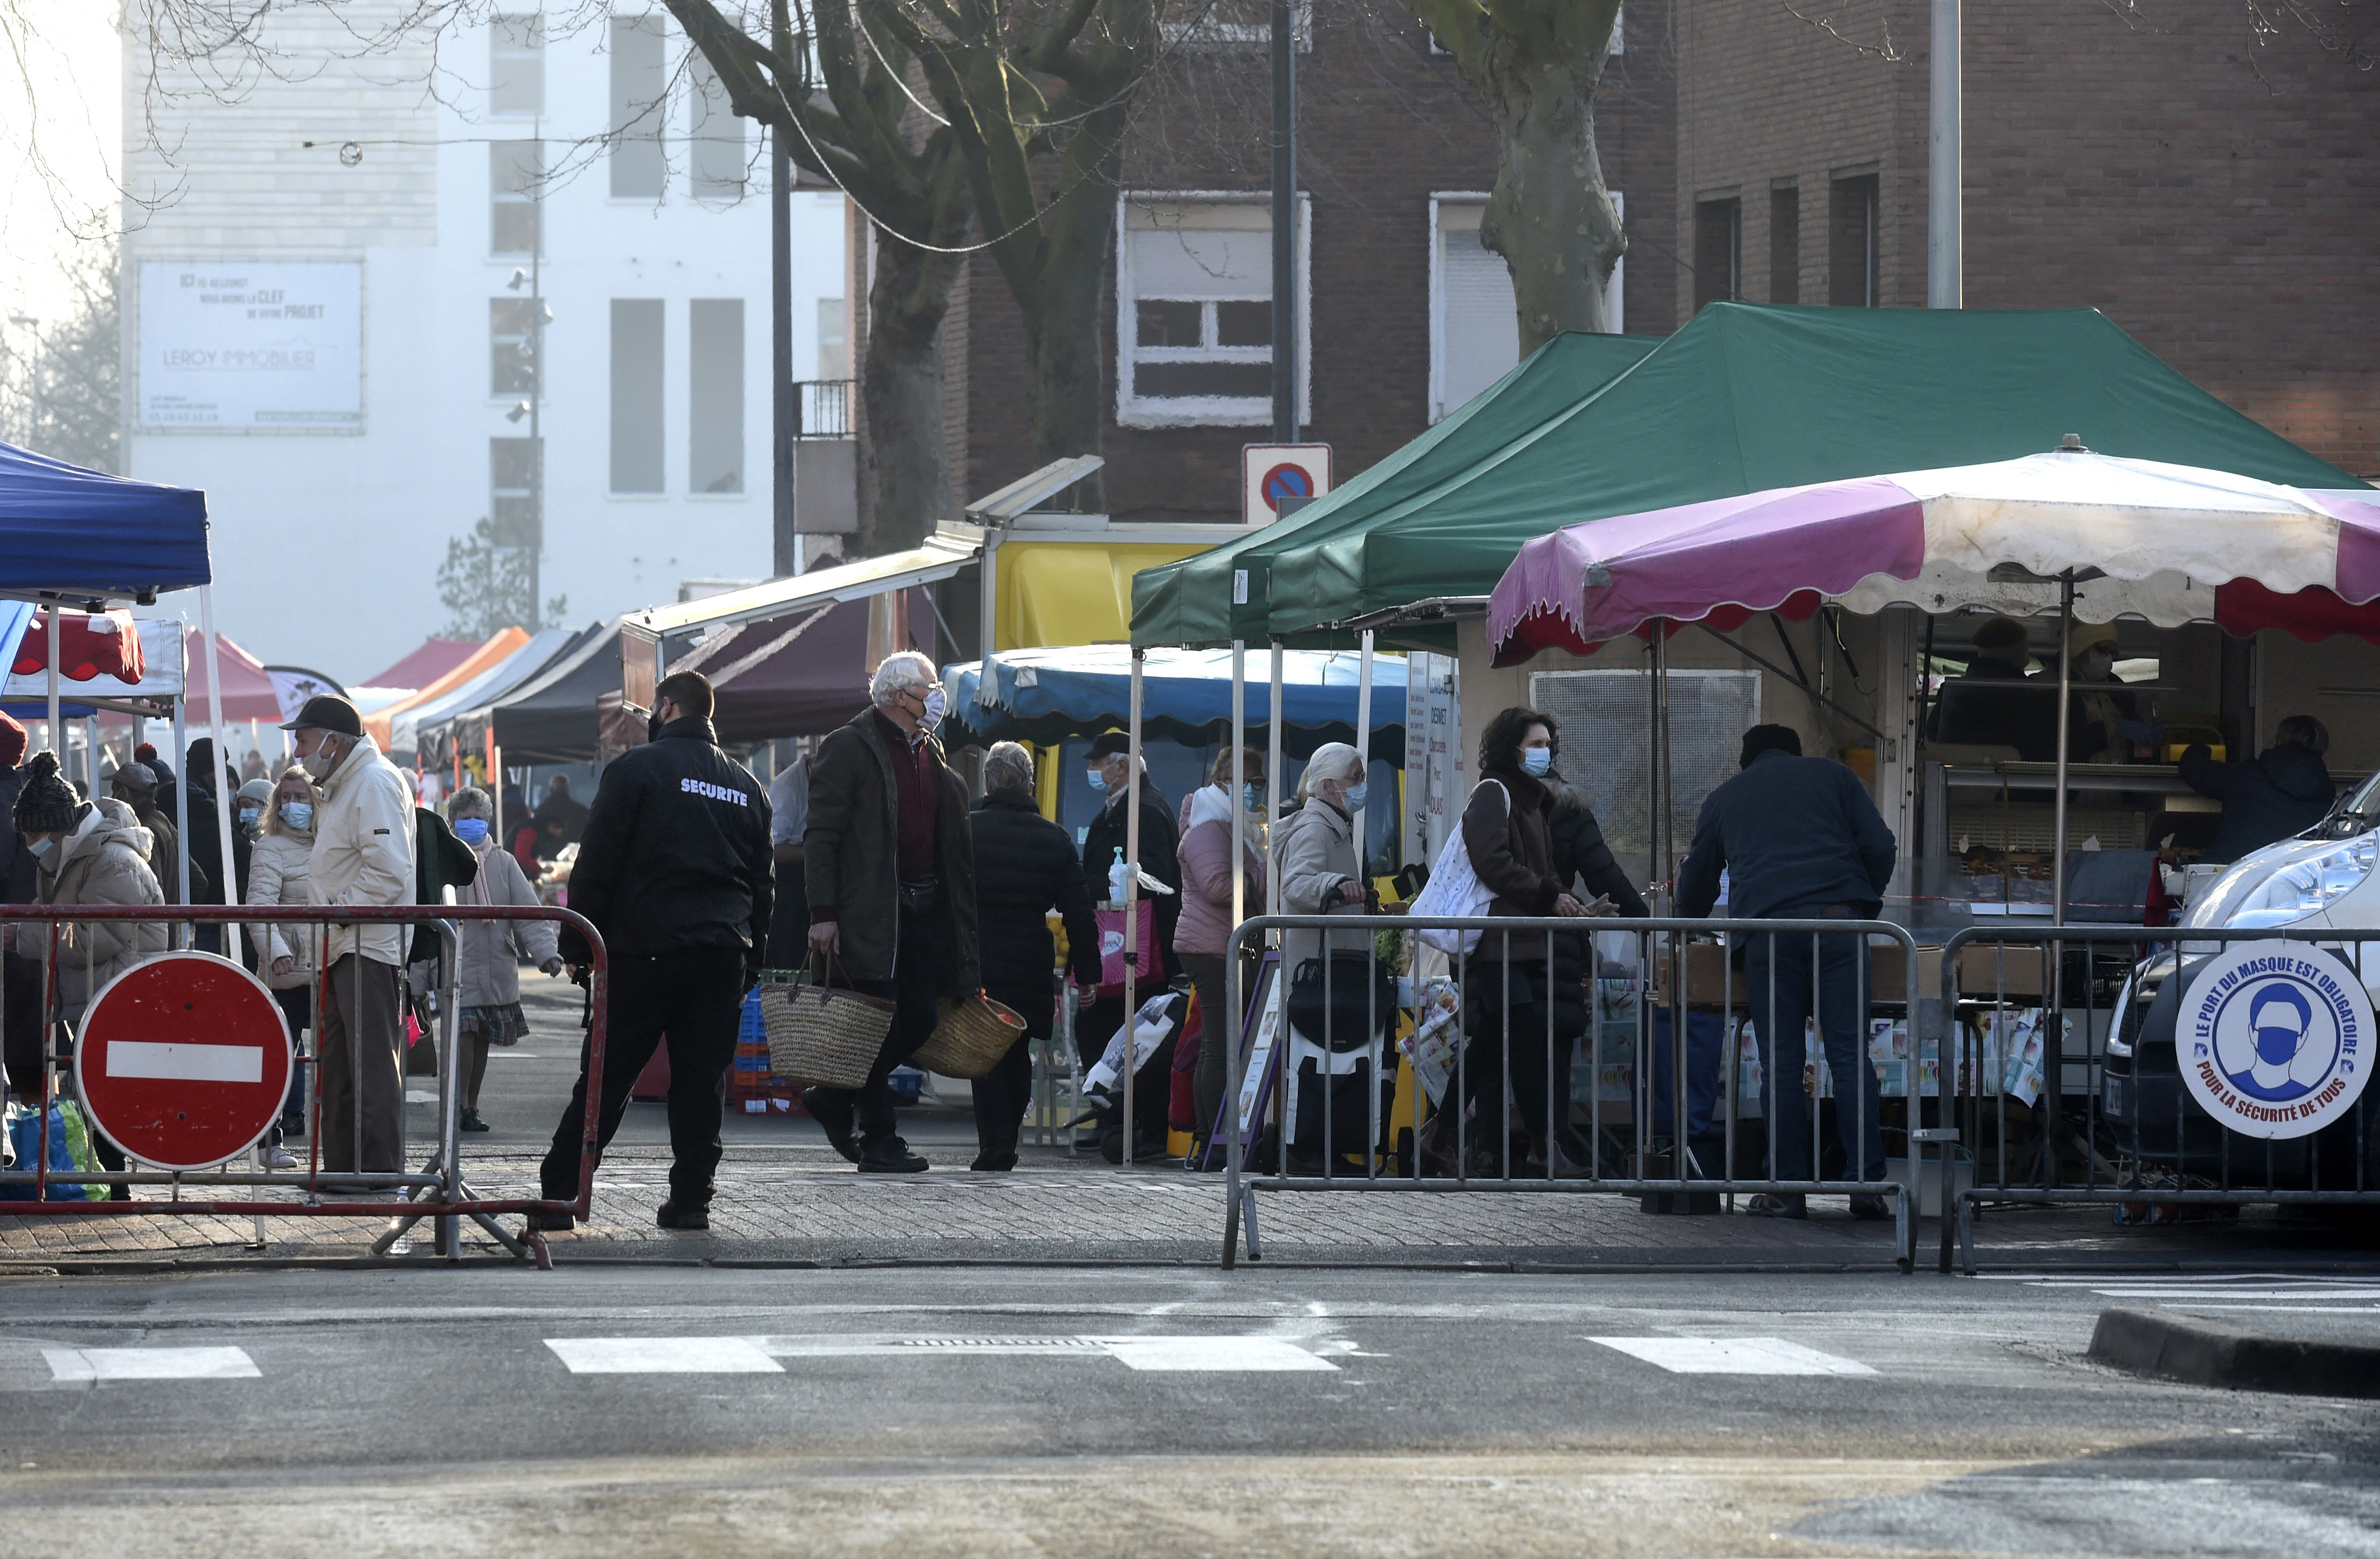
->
xmin=655 ymin=1200 xmax=709 ymax=1230
xmin=1847 ymin=1193 xmax=1892 ymax=1221
xmin=1745 ymin=1193 xmax=1808 ymax=1220
xmin=459 ymin=1108 xmax=491 ymax=1133
xmin=857 ymin=1138 xmax=929 ymax=1174
xmin=968 ymin=1151 xmax=1016 ymax=1172
xmin=802 ymin=1087 xmax=863 ymax=1163
xmin=524 ymin=1207 xmax=574 ymax=1232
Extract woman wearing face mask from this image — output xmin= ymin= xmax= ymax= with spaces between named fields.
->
xmin=1270 ymin=744 xmax=1381 ymax=1170
xmin=1433 ymin=706 xmax=1594 ymax=1180
xmin=247 ymin=767 xmax=323 ymax=1155
xmin=444 ymin=787 xmax=563 ymax=1133
xmin=1175 ymin=747 xmax=1268 ymax=1152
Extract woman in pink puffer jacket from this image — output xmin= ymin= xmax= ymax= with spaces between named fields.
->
xmin=1175 ymin=749 xmax=1267 ymax=1143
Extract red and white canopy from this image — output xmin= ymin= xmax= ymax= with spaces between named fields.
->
xmin=1489 ymin=449 xmax=2380 ymax=665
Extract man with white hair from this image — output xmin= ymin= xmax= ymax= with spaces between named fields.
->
xmin=801 ymin=650 xmax=982 ymax=1172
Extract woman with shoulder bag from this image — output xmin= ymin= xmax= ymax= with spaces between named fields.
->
xmin=1432 ymin=707 xmax=1596 ymax=1179
xmin=445 ymin=786 xmax=563 ymax=1133
xmin=1272 ymin=744 xmax=1387 ymax=1169
xmin=247 ymin=766 xmax=323 ymax=1157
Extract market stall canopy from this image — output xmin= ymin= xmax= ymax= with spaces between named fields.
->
xmin=362 ymin=628 xmax=530 ymax=750
xmin=363 ymin=636 xmax=483 ymax=692
xmin=671 ymin=591 xmax=929 ymax=745
xmin=1130 ymin=331 xmax=1659 ymax=648
xmin=7 ymin=609 xmax=145 ymax=683
xmin=1232 ymin=304 xmax=2365 ymax=645
xmin=623 ymin=526 xmax=983 ymax=640
xmin=178 ymin=625 xmax=287 ymax=724
xmin=1489 ymin=448 xmax=2380 ymax=664
xmin=397 ymin=626 xmax=577 ymax=761
xmin=946 ymin=645 xmax=1408 ymax=760
xmin=0 ymin=441 xmax=210 ymax=601
xmin=0 ymin=618 xmax=186 ymax=717
xmin=483 ymin=619 xmax=623 ymax=764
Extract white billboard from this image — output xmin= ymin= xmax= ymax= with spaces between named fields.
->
xmin=139 ymin=262 xmax=362 ymax=430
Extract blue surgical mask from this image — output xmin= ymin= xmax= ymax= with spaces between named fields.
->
xmin=453 ymin=817 xmax=490 ymax=845
xmin=26 ymin=836 xmax=53 ymax=860
xmin=1343 ymin=783 xmax=1369 ymax=811
xmin=1085 ymin=769 xmax=1108 ymax=793
xmin=1522 ymin=747 xmax=1553 ymax=777
xmin=1243 ymin=782 xmax=1264 ymax=812
xmin=280 ymin=801 xmax=314 ymax=831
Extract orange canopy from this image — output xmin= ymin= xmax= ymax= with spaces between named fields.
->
xmin=362 ymin=629 xmax=528 ymax=752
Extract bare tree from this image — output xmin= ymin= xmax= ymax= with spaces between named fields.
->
xmin=668 ymin=0 xmax=976 ymax=556
xmin=1 ymin=232 xmax=121 ymax=471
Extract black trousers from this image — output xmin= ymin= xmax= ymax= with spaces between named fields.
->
xmin=818 ymin=907 xmax=939 ymax=1146
xmin=541 ymin=945 xmax=746 ymax=1208
xmin=1459 ymin=961 xmax=1582 ymax=1151
xmin=2 ymin=952 xmax=42 ymax=1101
xmin=971 ymin=976 xmax=1050 ymax=1161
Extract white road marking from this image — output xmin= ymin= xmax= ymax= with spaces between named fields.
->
xmin=1590 ymin=1337 xmax=1877 ymax=1376
xmin=404 ymin=1091 xmax=439 ymax=1105
xmin=43 ymin=1346 xmax=259 ymax=1382
xmin=2087 ymin=1287 xmax=2380 ymax=1300
xmin=105 ymin=1041 xmax=262 ymax=1084
xmin=546 ymin=1337 xmax=784 ymax=1374
xmin=1099 ymin=1337 xmax=1339 ymax=1372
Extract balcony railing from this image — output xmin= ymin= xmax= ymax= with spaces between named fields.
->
xmin=794 ymin=379 xmax=853 ymax=439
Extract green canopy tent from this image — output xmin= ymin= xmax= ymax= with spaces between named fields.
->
xmin=1128 ymin=331 xmax=1660 ymax=650
xmin=1236 ymin=302 xmax=2362 ymax=644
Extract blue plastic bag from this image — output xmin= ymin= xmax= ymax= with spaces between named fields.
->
xmin=3 ymin=1103 xmax=94 ymax=1201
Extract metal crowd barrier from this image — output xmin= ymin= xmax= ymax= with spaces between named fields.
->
xmin=1937 ymin=922 xmax=2380 ymax=1274
xmin=1221 ymin=913 xmax=1934 ymax=1272
xmin=0 ymin=904 xmax=605 ymax=1265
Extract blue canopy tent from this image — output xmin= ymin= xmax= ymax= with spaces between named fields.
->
xmin=945 ymin=645 xmax=1408 ymax=761
xmin=0 ymin=440 xmax=217 ymax=906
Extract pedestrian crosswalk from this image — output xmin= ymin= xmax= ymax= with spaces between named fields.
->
xmin=43 ymin=1346 xmax=259 ymax=1381
xmin=1982 ymin=1272 xmax=2380 ymax=1310
xmin=1588 ymin=1337 xmax=1877 ymax=1376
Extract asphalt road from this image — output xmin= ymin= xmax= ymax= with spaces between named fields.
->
xmin=1 ymin=1264 xmax=2374 ymax=1558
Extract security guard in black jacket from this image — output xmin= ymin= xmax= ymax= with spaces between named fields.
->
xmin=535 ymin=670 xmax=772 ymax=1233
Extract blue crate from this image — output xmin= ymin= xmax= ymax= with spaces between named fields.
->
xmin=887 ymin=1066 xmax=923 ymax=1106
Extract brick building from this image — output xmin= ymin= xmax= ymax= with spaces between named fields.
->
xmin=1677 ymin=0 xmax=2378 ymax=475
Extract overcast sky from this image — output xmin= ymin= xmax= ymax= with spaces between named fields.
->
xmin=0 ymin=2 xmax=122 ymax=326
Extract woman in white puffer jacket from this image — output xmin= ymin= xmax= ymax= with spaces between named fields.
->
xmin=246 ymin=765 xmax=321 ymax=1158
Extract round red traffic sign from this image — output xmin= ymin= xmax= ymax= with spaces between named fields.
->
xmin=1260 ymin=463 xmax=1316 ymax=511
xmin=75 ymin=952 xmax=293 ymax=1171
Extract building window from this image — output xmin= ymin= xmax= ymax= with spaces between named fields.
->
xmin=816 ymin=297 xmax=848 ymax=379
xmin=490 ymin=141 xmax=540 ymax=256
xmin=490 ymin=13 xmax=542 ymax=117
xmin=688 ymin=298 xmax=743 ymax=494
xmin=689 ymin=51 xmax=747 ymax=199
xmin=1829 ymin=171 xmax=1880 ymax=307
xmin=1693 ymin=194 xmax=1740 ymax=314
xmin=1769 ymin=185 xmax=1800 ymax=305
xmin=490 ymin=298 xmax=538 ymax=396
xmin=1116 ymin=194 xmax=1306 ymax=428
xmin=611 ymin=299 xmax=665 ymax=494
xmin=1428 ymin=193 xmax=1623 ymax=423
xmin=610 ymin=13 xmax=667 ymax=200
xmin=489 ymin=436 xmax=541 ymax=546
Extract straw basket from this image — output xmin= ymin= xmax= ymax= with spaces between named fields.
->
xmin=909 ymin=992 xmax=1028 ymax=1080
xmin=757 ymin=970 xmax=892 ymax=1090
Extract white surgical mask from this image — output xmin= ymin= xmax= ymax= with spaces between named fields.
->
xmin=26 ymin=836 xmax=53 ymax=860
xmin=300 ymin=737 xmax=341 ymax=780
xmin=1521 ymin=747 xmax=1553 ymax=777
xmin=920 ymin=686 xmax=947 ymax=730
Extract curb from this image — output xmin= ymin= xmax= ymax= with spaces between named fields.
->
xmin=2088 ymin=1306 xmax=2380 ymax=1399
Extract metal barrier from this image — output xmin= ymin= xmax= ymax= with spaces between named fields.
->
xmin=1936 ymin=922 xmax=2380 ymax=1274
xmin=0 ymin=903 xmax=606 ymax=1264
xmin=1220 ymin=914 xmax=1930 ymax=1271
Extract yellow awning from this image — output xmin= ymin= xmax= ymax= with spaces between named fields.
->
xmin=995 ymin=540 xmax=1207 ymax=651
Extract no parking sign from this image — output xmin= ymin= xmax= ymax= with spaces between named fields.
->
xmin=1242 ymin=444 xmax=1331 ymax=526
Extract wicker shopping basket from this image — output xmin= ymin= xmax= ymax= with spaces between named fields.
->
xmin=909 ymin=992 xmax=1029 ymax=1080
xmin=757 ymin=960 xmax=894 ymax=1089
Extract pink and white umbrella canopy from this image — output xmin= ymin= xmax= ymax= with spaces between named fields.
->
xmin=1488 ymin=449 xmax=2380 ymax=665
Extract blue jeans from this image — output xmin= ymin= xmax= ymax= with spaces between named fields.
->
xmin=1743 ymin=925 xmax=1886 ymax=1183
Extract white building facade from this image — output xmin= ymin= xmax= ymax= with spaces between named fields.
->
xmin=120 ymin=4 xmax=845 ymax=682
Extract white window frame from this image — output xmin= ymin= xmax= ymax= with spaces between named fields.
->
xmin=1164 ymin=1 xmax=1312 ymax=50
xmin=1428 ymin=190 xmax=1623 ymax=423
xmin=1116 ymin=190 xmax=1310 ymax=430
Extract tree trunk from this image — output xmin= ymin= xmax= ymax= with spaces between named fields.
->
xmin=860 ymin=230 xmax=964 ymax=555
xmin=1479 ymin=60 xmax=1625 ymax=353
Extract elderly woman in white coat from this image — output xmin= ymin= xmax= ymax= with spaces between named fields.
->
xmin=247 ymin=765 xmax=322 ymax=1157
xmin=446 ymin=786 xmax=562 ymax=1133
xmin=1272 ymin=743 xmax=1373 ymax=977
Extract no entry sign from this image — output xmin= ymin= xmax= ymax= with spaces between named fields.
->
xmin=1242 ymin=443 xmax=1332 ymax=525
xmin=75 ymin=952 xmax=294 ymax=1171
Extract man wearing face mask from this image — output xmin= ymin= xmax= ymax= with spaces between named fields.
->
xmin=280 ymin=695 xmax=416 ymax=1181
xmin=535 ymin=670 xmax=772 ymax=1230
xmin=799 ymin=651 xmax=981 ymax=1174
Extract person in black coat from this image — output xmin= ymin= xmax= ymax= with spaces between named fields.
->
xmin=969 ymin=743 xmax=1102 ymax=1171
xmin=2181 ymin=716 xmax=2336 ymax=865
xmin=1076 ymin=733 xmax=1182 ymax=1152
xmin=0 ymin=713 xmax=39 ymax=1098
xmin=183 ymin=739 xmax=252 ymax=953
xmin=1546 ymin=764 xmax=1649 ymax=920
xmin=1676 ymin=724 xmax=1897 ymax=1220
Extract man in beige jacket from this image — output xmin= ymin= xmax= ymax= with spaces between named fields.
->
xmin=283 ymin=695 xmax=415 ymax=1177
